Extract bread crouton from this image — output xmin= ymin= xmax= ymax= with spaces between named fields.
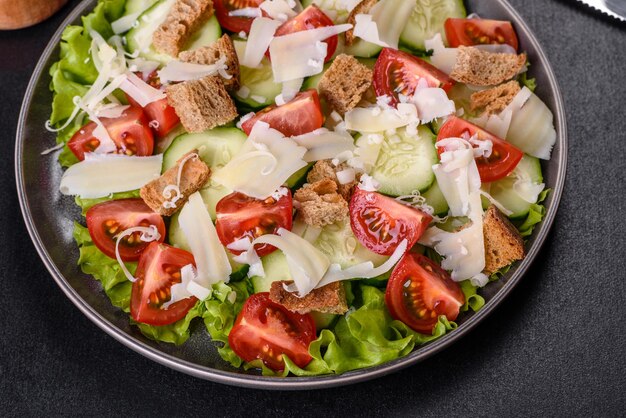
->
xmin=483 ymin=205 xmax=525 ymax=274
xmin=165 ymin=75 xmax=237 ymax=132
xmin=294 ymin=179 xmax=349 ymax=227
xmin=269 ymin=281 xmax=348 ymax=315
xmin=178 ymin=34 xmax=240 ymax=91
xmin=318 ymin=54 xmax=373 ymax=114
xmin=307 ymin=160 xmax=360 ymax=201
xmin=152 ymin=0 xmax=215 ymax=57
xmin=450 ymin=46 xmax=527 ymax=86
xmin=140 ymin=151 xmax=210 ymax=216
xmin=470 ymin=80 xmax=521 ymax=115
xmin=345 ymin=0 xmax=377 ymax=46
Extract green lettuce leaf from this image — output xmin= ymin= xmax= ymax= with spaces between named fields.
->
xmin=517 ymin=189 xmax=550 ymax=237
xmin=133 ymin=301 xmax=207 ymax=346
xmin=459 ymin=280 xmax=485 ymax=312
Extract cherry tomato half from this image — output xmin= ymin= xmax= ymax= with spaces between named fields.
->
xmin=386 ymin=253 xmax=465 ymax=334
xmin=86 ymin=198 xmax=166 ymax=262
xmin=445 ymin=18 xmax=519 ymax=51
xmin=269 ymin=5 xmax=337 ymax=63
xmin=125 ymin=72 xmax=180 ymax=138
xmin=349 ymin=188 xmax=433 ymax=256
xmin=228 ymin=292 xmax=316 ymax=371
xmin=437 ymin=116 xmax=523 ymax=183
xmin=215 ymin=190 xmax=293 ymax=257
xmin=130 ymin=242 xmax=198 ymax=326
xmin=241 ymin=90 xmax=323 ymax=137
xmin=214 ymin=0 xmax=264 ymax=33
xmin=373 ymin=48 xmax=455 ymax=107
xmin=68 ymin=106 xmax=154 ymax=161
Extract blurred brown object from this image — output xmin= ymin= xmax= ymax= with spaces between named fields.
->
xmin=0 ymin=0 xmax=68 ymax=30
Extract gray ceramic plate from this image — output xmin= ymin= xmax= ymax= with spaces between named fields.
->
xmin=15 ymin=0 xmax=567 ymax=390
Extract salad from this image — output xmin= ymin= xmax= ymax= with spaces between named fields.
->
xmin=47 ymin=0 xmax=556 ymax=376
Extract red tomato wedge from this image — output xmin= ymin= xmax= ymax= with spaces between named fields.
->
xmin=86 ymin=198 xmax=166 ymax=262
xmin=241 ymin=90 xmax=323 ymax=136
xmin=130 ymin=242 xmax=198 ymax=326
xmin=386 ymin=253 xmax=465 ymax=334
xmin=125 ymin=72 xmax=180 ymax=138
xmin=269 ymin=5 xmax=337 ymax=62
xmin=228 ymin=293 xmax=316 ymax=371
xmin=373 ymin=48 xmax=455 ymax=107
xmin=67 ymin=106 xmax=154 ymax=161
xmin=214 ymin=0 xmax=264 ymax=33
xmin=349 ymin=188 xmax=433 ymax=256
xmin=445 ymin=18 xmax=519 ymax=51
xmin=215 ymin=191 xmax=293 ymax=257
xmin=437 ymin=116 xmax=523 ymax=183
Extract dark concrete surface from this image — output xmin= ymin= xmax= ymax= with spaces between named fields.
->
xmin=1 ymin=0 xmax=625 ymax=416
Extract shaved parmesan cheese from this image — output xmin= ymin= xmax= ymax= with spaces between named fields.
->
xmin=276 ymin=78 xmax=303 ymax=105
xmin=336 ymin=168 xmax=356 ymax=184
xmin=291 ymin=129 xmax=355 ymax=162
xmin=95 ymin=104 xmax=130 ymax=119
xmin=344 ymin=104 xmax=418 ymax=132
xmin=162 ymin=153 xmax=199 ymax=209
xmin=111 ymin=12 xmax=141 ymax=34
xmin=316 ymin=239 xmax=407 ymax=288
xmin=252 ymin=228 xmax=330 ymax=296
xmin=353 ymin=0 xmax=413 ymax=49
xmin=236 ymin=85 xmax=251 ymax=99
xmin=119 ymin=72 xmax=166 ymax=107
xmin=260 ymin=0 xmax=297 ymax=21
xmin=269 ymin=24 xmax=352 ymax=82
xmin=163 ymin=265 xmax=212 ymax=308
xmin=127 ymin=57 xmax=160 ymax=76
xmin=157 ymin=57 xmax=229 ymax=83
xmin=229 ymin=7 xmax=262 ymax=18
xmin=242 ymin=17 xmax=282 ymax=68
xmin=59 ymin=153 xmax=162 ymax=198
xmin=213 ymin=122 xmax=307 ymax=199
xmin=353 ymin=135 xmax=381 ymax=173
xmin=358 ymin=173 xmax=380 ymax=191
xmin=410 ymin=88 xmax=455 ymax=123
xmin=251 ymin=94 xmax=267 ymax=103
xmin=179 ymin=192 xmax=232 ymax=286
xmin=424 ymin=33 xmax=458 ymax=74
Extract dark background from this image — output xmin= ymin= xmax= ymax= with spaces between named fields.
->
xmin=2 ymin=0 xmax=625 ymax=416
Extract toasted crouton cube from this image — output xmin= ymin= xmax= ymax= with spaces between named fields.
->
xmin=165 ymin=75 xmax=237 ymax=132
xmin=307 ymin=160 xmax=360 ymax=201
xmin=269 ymin=281 xmax=348 ymax=315
xmin=140 ymin=151 xmax=210 ymax=216
xmin=470 ymin=80 xmax=521 ymax=115
xmin=318 ymin=54 xmax=373 ymax=114
xmin=450 ymin=46 xmax=527 ymax=86
xmin=178 ymin=34 xmax=240 ymax=91
xmin=483 ymin=205 xmax=525 ymax=274
xmin=294 ymin=179 xmax=349 ymax=227
xmin=345 ymin=0 xmax=377 ymax=46
xmin=152 ymin=0 xmax=215 ymax=57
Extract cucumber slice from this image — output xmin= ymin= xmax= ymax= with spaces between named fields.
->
xmin=344 ymin=39 xmax=382 ymax=58
xmin=286 ymin=164 xmax=312 ymax=190
xmin=399 ymin=0 xmax=466 ymax=52
xmin=162 ymin=128 xmax=246 ymax=170
xmin=233 ymin=40 xmax=282 ymax=110
xmin=250 ymin=250 xmax=291 ymax=293
xmin=301 ymin=0 xmax=351 ymax=23
xmin=370 ymin=125 xmax=438 ymax=197
xmin=486 ymin=155 xmax=544 ymax=219
xmin=124 ymin=0 xmax=158 ymax=14
xmin=422 ymin=179 xmax=449 ymax=216
xmin=302 ymin=62 xmax=331 ymax=92
xmin=163 ymin=128 xmax=247 ymax=219
xmin=314 ymin=219 xmax=389 ymax=268
xmin=126 ymin=0 xmax=221 ymax=64
xmin=311 ymin=312 xmax=338 ymax=330
xmin=168 ymin=212 xmax=249 ymax=280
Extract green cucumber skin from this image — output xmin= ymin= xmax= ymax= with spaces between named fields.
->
xmin=399 ymin=0 xmax=466 ymax=51
xmin=371 ymin=126 xmax=438 ymax=197
xmin=124 ymin=0 xmax=158 ymax=14
xmin=250 ymin=250 xmax=291 ymax=293
xmin=485 ymin=155 xmax=543 ymax=219
xmin=343 ymin=39 xmax=382 ymax=58
xmin=162 ymin=128 xmax=246 ymax=170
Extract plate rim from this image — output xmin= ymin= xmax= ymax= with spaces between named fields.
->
xmin=15 ymin=0 xmax=568 ymax=390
